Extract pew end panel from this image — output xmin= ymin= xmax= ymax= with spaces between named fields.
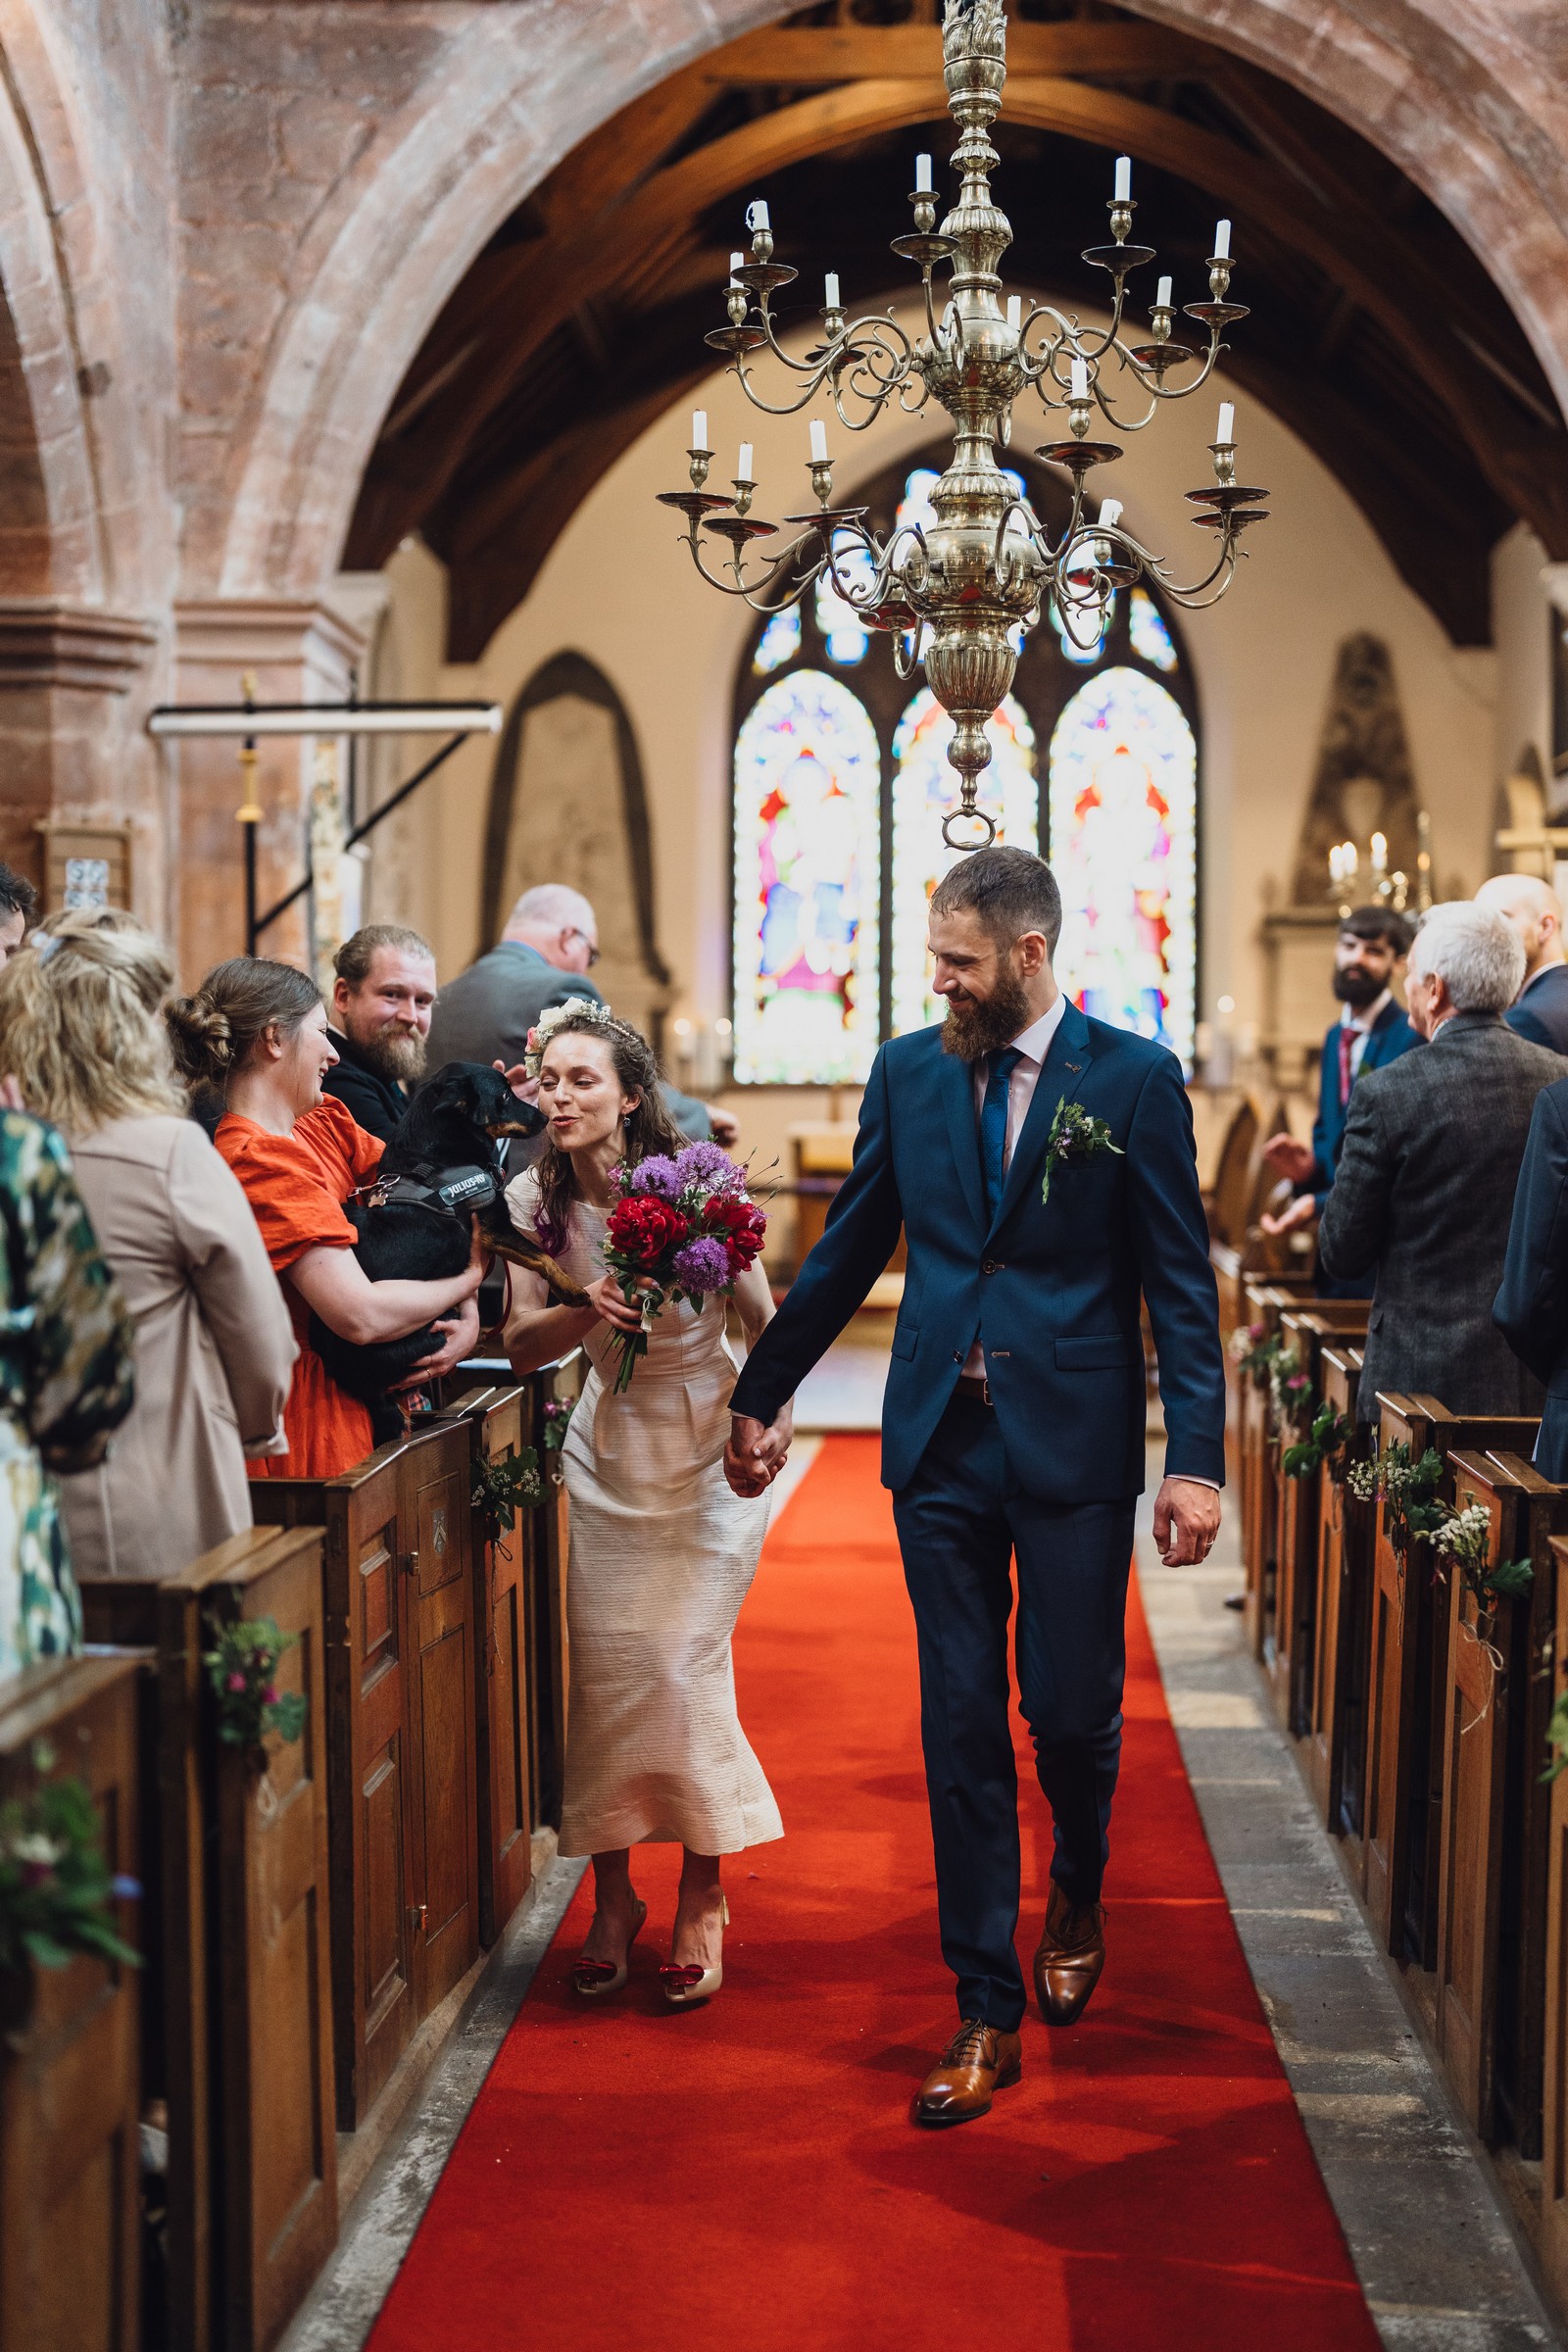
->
xmin=1274 ymin=1306 xmax=1369 ymax=1740
xmin=404 ymin=1421 xmax=481 ymax=2020
xmin=1239 ymin=1280 xmax=1313 ymax=1663
xmin=0 ymin=1654 xmax=145 ymax=2352
xmin=1310 ymin=1345 xmax=1372 ymax=1842
xmin=1541 ymin=1534 xmax=1568 ymax=2308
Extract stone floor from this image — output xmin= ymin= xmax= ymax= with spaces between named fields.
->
xmin=281 ymin=1346 xmax=1566 ymax=2350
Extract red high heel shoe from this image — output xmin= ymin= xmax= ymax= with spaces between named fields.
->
xmin=572 ymin=1898 xmax=647 ymax=1998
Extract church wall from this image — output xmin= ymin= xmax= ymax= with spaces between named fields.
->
xmin=1491 ymin=522 xmax=1554 ymax=812
xmin=373 ymin=303 xmax=1495 ymax=1177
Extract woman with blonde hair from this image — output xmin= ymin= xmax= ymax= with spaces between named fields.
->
xmin=0 ymin=907 xmax=297 ymax=1579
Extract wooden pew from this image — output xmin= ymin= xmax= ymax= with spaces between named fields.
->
xmin=1270 ymin=1302 xmax=1369 ymax=1736
xmin=1432 ymin=1454 xmax=1568 ymax=2154
xmin=1540 ymin=1533 xmax=1568 ymax=2309
xmin=1238 ymin=1278 xmax=1314 ymax=1662
xmin=1307 ymin=1344 xmax=1373 ymax=1851
xmin=1361 ymin=1398 xmax=1539 ymax=1968
xmin=80 ymin=1527 xmax=337 ymax=2352
xmin=0 ymin=1652 xmax=144 ymax=2352
xmin=250 ymin=1420 xmax=479 ymax=2130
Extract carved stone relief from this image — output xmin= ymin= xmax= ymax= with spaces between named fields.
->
xmin=1290 ymin=633 xmax=1422 ymax=907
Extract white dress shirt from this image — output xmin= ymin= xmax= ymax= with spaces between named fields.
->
xmin=1340 ymin=988 xmax=1392 ymax=1084
xmin=960 ymin=995 xmax=1217 ymax=1491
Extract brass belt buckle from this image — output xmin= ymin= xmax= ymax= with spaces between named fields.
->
xmin=982 ymin=1378 xmax=992 ymax=1406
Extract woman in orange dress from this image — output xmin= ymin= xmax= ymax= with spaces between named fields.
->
xmin=168 ymin=959 xmax=485 ymax=1479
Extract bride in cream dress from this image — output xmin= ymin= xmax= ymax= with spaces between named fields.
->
xmin=504 ymin=1003 xmax=791 ymax=2007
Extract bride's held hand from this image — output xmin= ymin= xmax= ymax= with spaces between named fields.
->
xmin=585 ymin=1272 xmax=646 ymax=1335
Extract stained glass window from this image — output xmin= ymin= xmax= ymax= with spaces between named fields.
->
xmin=1048 ymin=665 xmax=1197 ymax=1069
xmin=1052 ymin=592 xmax=1109 ymax=666
xmin=1129 ymin=587 xmax=1178 ymax=673
xmin=753 ymin=606 xmax=801 ymax=673
xmin=732 ymin=670 xmax=882 ymax=1085
xmin=890 ymin=688 xmax=1039 ymax=1034
xmin=813 ymin=531 xmax=874 ymax=665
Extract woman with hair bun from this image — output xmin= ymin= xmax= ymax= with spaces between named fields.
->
xmin=0 ymin=908 xmax=292 ymax=1580
xmin=505 ymin=1004 xmax=785 ymax=2008
xmin=168 ymin=956 xmax=486 ymax=1479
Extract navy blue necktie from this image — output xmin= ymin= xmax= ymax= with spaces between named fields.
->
xmin=980 ymin=1048 xmax=1022 ymax=1221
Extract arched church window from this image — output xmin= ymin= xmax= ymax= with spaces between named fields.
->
xmin=1047 ymin=666 xmax=1198 ymax=1070
xmin=730 ymin=446 xmax=1199 ymax=1082
xmin=731 ymin=670 xmax=882 ymax=1086
xmin=890 ymin=688 xmax=1039 ymax=1035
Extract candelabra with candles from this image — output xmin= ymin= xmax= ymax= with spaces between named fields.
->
xmin=658 ymin=0 xmax=1268 ymax=849
xmin=1326 ymin=816 xmax=1433 ymax=919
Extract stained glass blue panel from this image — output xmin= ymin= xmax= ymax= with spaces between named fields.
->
xmin=753 ymin=605 xmax=801 ymax=673
xmin=732 ymin=670 xmax=882 ymax=1084
xmin=1129 ymin=587 xmax=1179 ymax=672
xmin=890 ymin=688 xmax=1039 ymax=1034
xmin=1052 ymin=591 xmax=1109 ymax=665
xmin=1049 ymin=666 xmax=1198 ymax=1070
xmin=813 ymin=531 xmax=874 ymax=664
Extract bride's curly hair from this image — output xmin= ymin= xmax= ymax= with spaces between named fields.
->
xmin=531 ymin=1009 xmax=687 ymax=1253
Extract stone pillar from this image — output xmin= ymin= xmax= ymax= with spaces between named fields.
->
xmin=171 ymin=600 xmax=367 ymax=986
xmin=0 ymin=600 xmax=162 ymax=909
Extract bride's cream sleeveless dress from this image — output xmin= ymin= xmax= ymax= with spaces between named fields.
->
xmin=506 ymin=1169 xmax=782 ymax=1859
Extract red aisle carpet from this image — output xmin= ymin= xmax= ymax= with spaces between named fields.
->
xmin=367 ymin=1436 xmax=1379 ymax=2352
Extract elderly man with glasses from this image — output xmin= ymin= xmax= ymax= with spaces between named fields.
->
xmin=425 ymin=882 xmax=732 ymax=1143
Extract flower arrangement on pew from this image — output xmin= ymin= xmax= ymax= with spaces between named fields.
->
xmin=472 ymin=1446 xmax=545 ymax=1549
xmin=1430 ymin=1495 xmax=1532 ymax=1616
xmin=600 ymin=1143 xmax=767 ymax=1394
xmin=1283 ymin=1401 xmax=1353 ymax=1483
xmin=1266 ymin=1348 xmax=1312 ymax=1441
xmin=0 ymin=1740 xmax=140 ymax=1987
xmin=1346 ymin=1441 xmax=1446 ymax=1572
xmin=1228 ymin=1323 xmax=1286 ymax=1395
xmin=203 ymin=1615 xmax=307 ymax=1754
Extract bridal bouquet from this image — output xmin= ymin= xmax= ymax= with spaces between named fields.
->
xmin=599 ymin=1142 xmax=767 ymax=1393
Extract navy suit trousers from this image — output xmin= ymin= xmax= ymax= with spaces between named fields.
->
xmin=892 ymin=1393 xmax=1137 ymax=2031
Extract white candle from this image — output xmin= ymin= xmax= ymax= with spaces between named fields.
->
xmin=1114 ymin=155 xmax=1132 ymax=202
xmin=1155 ymin=273 xmax=1173 ymax=310
xmin=1371 ymin=830 xmax=1388 ymax=873
xmin=1216 ymin=401 xmax=1234 ymax=443
xmin=747 ymin=200 xmax=770 ymax=233
xmin=692 ymin=410 xmax=708 ymax=451
xmin=1099 ymin=498 xmax=1123 ymax=529
xmin=824 ymin=271 xmax=840 ymax=309
xmin=1070 ymin=356 xmax=1089 ymax=401
xmin=729 ymin=250 xmax=745 ymax=285
xmin=808 ymin=418 xmax=828 ymax=463
xmin=914 ymin=153 xmax=933 ymax=193
xmin=1006 ymin=295 xmax=1022 ymax=331
xmin=737 ymin=443 xmax=754 ymax=481
xmin=1214 ymin=218 xmax=1232 ymax=260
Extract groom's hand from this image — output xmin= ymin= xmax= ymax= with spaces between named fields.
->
xmin=725 ymin=1411 xmax=790 ymax=1497
xmin=1153 ymin=1477 xmax=1222 ymax=1566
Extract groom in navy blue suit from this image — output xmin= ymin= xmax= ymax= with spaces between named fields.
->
xmin=727 ymin=847 xmax=1225 ymax=2125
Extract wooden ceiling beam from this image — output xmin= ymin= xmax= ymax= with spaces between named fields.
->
xmin=697 ymin=23 xmax=1204 ymax=86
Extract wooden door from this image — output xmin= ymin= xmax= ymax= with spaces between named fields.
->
xmin=253 ymin=1442 xmax=416 ymax=2129
xmin=0 ymin=1656 xmax=144 ymax=2352
xmin=1539 ymin=1534 xmax=1568 ymax=2307
xmin=1308 ymin=1345 xmax=1365 ymax=1829
xmin=403 ymin=1421 xmax=480 ymax=2016
xmin=447 ymin=1388 xmax=536 ymax=1948
xmin=206 ymin=1528 xmax=338 ymax=2351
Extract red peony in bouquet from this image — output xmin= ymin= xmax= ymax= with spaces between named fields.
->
xmin=599 ymin=1142 xmax=766 ymax=1393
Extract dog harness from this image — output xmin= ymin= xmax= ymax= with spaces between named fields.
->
xmin=357 ymin=1161 xmax=500 ymax=1222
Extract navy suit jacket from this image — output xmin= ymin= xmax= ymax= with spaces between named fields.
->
xmin=1507 ymin=964 xmax=1568 ymax=1055
xmin=730 ymin=1004 xmax=1226 ymax=1502
xmin=1494 ymin=1074 xmax=1568 ymax=1481
xmin=1306 ymin=998 xmax=1420 ymax=1206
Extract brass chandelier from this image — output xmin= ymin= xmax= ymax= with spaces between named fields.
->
xmin=659 ymin=0 xmax=1268 ymax=849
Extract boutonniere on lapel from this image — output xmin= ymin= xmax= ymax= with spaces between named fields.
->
xmin=1041 ymin=1098 xmax=1124 ymax=1205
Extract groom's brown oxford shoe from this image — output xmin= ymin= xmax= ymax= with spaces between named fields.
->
xmin=914 ymin=2019 xmax=1022 ymax=2127
xmin=1033 ymin=1882 xmax=1106 ymax=2027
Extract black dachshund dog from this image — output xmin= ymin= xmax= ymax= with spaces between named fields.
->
xmin=311 ymin=1061 xmax=587 ymax=1441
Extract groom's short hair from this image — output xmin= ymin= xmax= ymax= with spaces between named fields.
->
xmin=930 ymin=845 xmax=1062 ymax=955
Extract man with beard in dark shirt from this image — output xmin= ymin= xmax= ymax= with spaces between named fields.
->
xmin=321 ymin=924 xmax=439 ymax=1142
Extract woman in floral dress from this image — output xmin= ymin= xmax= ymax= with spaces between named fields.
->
xmin=0 ymin=1107 xmax=135 ymax=1680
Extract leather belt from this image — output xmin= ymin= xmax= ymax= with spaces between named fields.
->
xmin=955 ymin=1373 xmax=993 ymax=1405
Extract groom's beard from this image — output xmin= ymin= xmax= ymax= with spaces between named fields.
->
xmin=940 ymin=966 xmax=1033 ymax=1062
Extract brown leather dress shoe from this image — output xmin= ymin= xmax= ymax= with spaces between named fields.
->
xmin=914 ymin=2019 xmax=1022 ymax=2127
xmin=1033 ymin=1882 xmax=1106 ymax=2027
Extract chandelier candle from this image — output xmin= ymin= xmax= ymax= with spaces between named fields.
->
xmin=658 ymin=0 xmax=1269 ymax=849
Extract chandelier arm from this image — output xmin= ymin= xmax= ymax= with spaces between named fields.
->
xmin=730 ymin=356 xmax=842 ymax=417
xmin=749 ymin=298 xmax=844 ymax=379
xmin=1104 ymin=335 xmax=1228 ymax=409
xmin=891 ymin=620 xmax=925 ymax=681
xmin=678 ymin=531 xmax=824 ymax=609
xmin=1142 ymin=538 xmax=1242 ymax=607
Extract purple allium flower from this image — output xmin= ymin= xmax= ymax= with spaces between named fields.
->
xmin=673 ymin=1141 xmax=742 ymax=1194
xmin=627 ymin=1153 xmax=683 ymax=1201
xmin=671 ymin=1237 xmax=732 ymax=1294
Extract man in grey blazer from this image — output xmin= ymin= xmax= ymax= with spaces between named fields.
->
xmin=425 ymin=881 xmax=730 ymax=1143
xmin=1318 ymin=900 xmax=1564 ymax=1421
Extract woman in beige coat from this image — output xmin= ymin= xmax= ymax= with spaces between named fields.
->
xmin=0 ymin=909 xmax=297 ymax=1578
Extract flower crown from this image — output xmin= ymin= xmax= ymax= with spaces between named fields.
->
xmin=522 ymin=995 xmax=616 ymax=1079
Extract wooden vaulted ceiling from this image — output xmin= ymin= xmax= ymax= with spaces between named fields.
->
xmin=345 ymin=0 xmax=1568 ymax=659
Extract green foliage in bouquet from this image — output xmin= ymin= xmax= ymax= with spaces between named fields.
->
xmin=472 ymin=1446 xmax=544 ymax=1548
xmin=202 ymin=1615 xmax=307 ymax=1751
xmin=1283 ymin=1404 xmax=1352 ymax=1482
xmin=1346 ymin=1442 xmax=1446 ymax=1566
xmin=0 ymin=1741 xmax=140 ymax=1976
xmin=1431 ymin=1495 xmax=1533 ymax=1610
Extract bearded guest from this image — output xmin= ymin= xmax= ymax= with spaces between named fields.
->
xmin=321 ymin=924 xmax=439 ymax=1143
xmin=1256 ymin=904 xmax=1419 ymax=1297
